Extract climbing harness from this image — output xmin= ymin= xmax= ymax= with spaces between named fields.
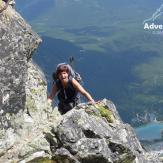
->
xmin=0 ymin=0 xmax=10 ymax=13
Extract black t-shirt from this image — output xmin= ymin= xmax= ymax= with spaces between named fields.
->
xmin=56 ymin=77 xmax=79 ymax=103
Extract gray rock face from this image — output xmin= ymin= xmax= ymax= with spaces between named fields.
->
xmin=0 ymin=58 xmax=61 ymax=162
xmin=0 ymin=1 xmax=41 ymax=129
xmin=0 ymin=3 xmax=61 ymax=162
xmin=50 ymin=100 xmax=161 ymax=163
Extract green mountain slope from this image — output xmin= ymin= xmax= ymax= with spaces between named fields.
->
xmin=16 ymin=0 xmax=163 ymax=126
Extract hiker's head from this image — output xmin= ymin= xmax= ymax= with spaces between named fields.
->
xmin=56 ymin=64 xmax=70 ymax=80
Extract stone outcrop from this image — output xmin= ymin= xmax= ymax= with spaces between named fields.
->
xmin=49 ymin=100 xmax=161 ymax=163
xmin=0 ymin=0 xmax=41 ymax=128
xmin=0 ymin=1 xmax=60 ymax=162
xmin=0 ymin=1 xmax=161 ymax=163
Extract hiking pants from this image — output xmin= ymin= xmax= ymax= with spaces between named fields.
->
xmin=58 ymin=101 xmax=77 ymax=115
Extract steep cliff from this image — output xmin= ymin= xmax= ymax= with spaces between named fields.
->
xmin=0 ymin=0 xmax=41 ymax=127
xmin=0 ymin=1 xmax=60 ymax=162
xmin=0 ymin=1 xmax=161 ymax=163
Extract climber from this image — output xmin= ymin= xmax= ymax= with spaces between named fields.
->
xmin=48 ymin=63 xmax=95 ymax=114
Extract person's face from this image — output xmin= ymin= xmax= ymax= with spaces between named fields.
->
xmin=58 ymin=71 xmax=69 ymax=83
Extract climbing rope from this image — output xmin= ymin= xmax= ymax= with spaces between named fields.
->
xmin=0 ymin=0 xmax=10 ymax=13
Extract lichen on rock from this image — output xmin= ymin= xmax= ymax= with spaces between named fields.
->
xmin=93 ymin=102 xmax=115 ymax=123
xmin=46 ymin=100 xmax=161 ymax=163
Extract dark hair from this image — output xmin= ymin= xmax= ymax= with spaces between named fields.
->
xmin=56 ymin=64 xmax=70 ymax=78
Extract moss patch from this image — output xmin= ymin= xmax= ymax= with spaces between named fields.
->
xmin=26 ymin=96 xmax=36 ymax=112
xmin=84 ymin=103 xmax=115 ymax=123
xmin=28 ymin=157 xmax=55 ymax=163
xmin=95 ymin=104 xmax=115 ymax=123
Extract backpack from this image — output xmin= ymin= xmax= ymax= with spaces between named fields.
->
xmin=52 ymin=63 xmax=82 ymax=83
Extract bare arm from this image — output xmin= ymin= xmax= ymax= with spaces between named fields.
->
xmin=72 ymin=78 xmax=95 ymax=102
xmin=48 ymin=84 xmax=58 ymax=100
